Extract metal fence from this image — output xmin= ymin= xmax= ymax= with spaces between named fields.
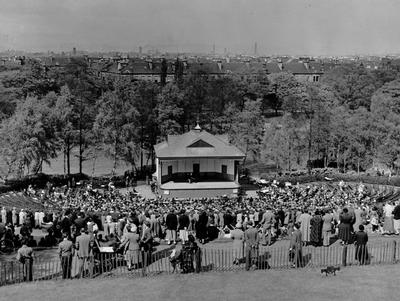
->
xmin=1 ymin=240 xmax=399 ymax=286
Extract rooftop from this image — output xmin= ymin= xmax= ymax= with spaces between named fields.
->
xmin=154 ymin=129 xmax=245 ymax=159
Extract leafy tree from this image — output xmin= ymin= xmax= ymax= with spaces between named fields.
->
xmin=321 ymin=64 xmax=377 ymax=110
xmin=63 ymin=58 xmax=102 ymax=174
xmin=94 ymin=90 xmax=139 ymax=174
xmin=370 ymin=79 xmax=400 ymax=171
xmin=52 ymin=86 xmax=76 ymax=175
xmin=156 ymin=83 xmax=184 ymax=139
xmin=229 ymin=100 xmax=264 ymax=163
xmin=0 ymin=96 xmax=58 ymax=177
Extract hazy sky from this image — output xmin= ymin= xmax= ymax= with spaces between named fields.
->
xmin=1 ymin=0 xmax=400 ymax=55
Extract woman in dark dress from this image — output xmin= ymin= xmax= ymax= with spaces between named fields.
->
xmin=196 ymin=211 xmax=208 ymax=244
xmin=338 ymin=208 xmax=353 ymax=245
xmin=310 ymin=210 xmax=323 ymax=247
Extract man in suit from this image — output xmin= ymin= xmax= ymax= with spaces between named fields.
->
xmin=289 ymin=223 xmax=303 ymax=268
xmin=244 ymin=221 xmax=259 ymax=270
xmin=165 ymin=209 xmax=178 ymax=245
xmin=354 ymin=225 xmax=368 ymax=265
xmin=75 ymin=227 xmax=94 ymax=278
xmin=58 ymin=232 xmax=74 ymax=279
xmin=178 ymin=210 xmax=190 ymax=245
xmin=260 ymin=208 xmax=275 ymax=246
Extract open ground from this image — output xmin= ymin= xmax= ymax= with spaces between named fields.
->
xmin=0 ymin=264 xmax=397 ymax=301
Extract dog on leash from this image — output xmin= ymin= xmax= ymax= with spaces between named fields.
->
xmin=321 ymin=266 xmax=340 ymax=276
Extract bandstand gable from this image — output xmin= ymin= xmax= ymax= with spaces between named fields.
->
xmin=187 ymin=139 xmax=214 ymax=148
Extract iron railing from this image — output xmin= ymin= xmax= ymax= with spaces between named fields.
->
xmin=1 ymin=240 xmax=399 ymax=286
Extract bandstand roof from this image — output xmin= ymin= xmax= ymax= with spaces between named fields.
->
xmin=154 ymin=129 xmax=245 ymax=159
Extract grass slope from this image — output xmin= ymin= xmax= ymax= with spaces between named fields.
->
xmin=0 ymin=264 xmax=396 ymax=301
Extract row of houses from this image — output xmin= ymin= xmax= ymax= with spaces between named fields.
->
xmin=91 ymin=57 xmax=334 ymax=83
xmin=37 ymin=55 xmax=337 ymax=84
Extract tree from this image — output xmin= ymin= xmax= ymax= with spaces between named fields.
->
xmin=63 ymin=58 xmax=102 ymax=175
xmin=94 ymin=90 xmax=138 ymax=175
xmin=229 ymin=100 xmax=264 ymax=163
xmin=322 ymin=64 xmax=378 ymax=110
xmin=156 ymin=83 xmax=184 ymax=139
xmin=0 ymin=96 xmax=58 ymax=177
xmin=370 ymin=79 xmax=400 ymax=171
xmin=52 ymin=86 xmax=76 ymax=176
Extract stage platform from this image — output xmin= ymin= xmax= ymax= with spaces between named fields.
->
xmin=160 ymin=181 xmax=240 ymax=198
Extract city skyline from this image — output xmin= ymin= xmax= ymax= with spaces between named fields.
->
xmin=1 ymin=0 xmax=400 ymax=56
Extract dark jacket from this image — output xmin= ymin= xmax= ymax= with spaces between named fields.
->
xmin=393 ymin=205 xmax=400 ymax=220
xmin=166 ymin=213 xmax=178 ymax=230
xmin=178 ymin=214 xmax=190 ymax=230
xmin=354 ymin=230 xmax=368 ymax=245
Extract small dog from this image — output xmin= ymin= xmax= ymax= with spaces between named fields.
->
xmin=321 ymin=266 xmax=340 ymax=276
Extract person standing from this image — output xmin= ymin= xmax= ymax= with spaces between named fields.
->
xmin=1 ymin=207 xmax=6 ymax=224
xmin=260 ymin=207 xmax=275 ymax=246
xmin=19 ymin=209 xmax=27 ymax=226
xmin=354 ymin=225 xmax=368 ymax=265
xmin=383 ymin=201 xmax=394 ymax=235
xmin=75 ymin=228 xmax=94 ymax=278
xmin=322 ymin=209 xmax=333 ymax=247
xmin=310 ymin=210 xmax=323 ymax=247
xmin=12 ymin=207 xmax=17 ymax=226
xmin=338 ymin=208 xmax=353 ymax=245
xmin=120 ymin=224 xmax=140 ymax=270
xmin=392 ymin=201 xmax=400 ymax=235
xmin=16 ymin=239 xmax=34 ymax=281
xmin=58 ymin=232 xmax=74 ymax=279
xmin=244 ymin=221 xmax=259 ymax=270
xmin=196 ymin=210 xmax=208 ymax=244
xmin=165 ymin=209 xmax=178 ymax=245
xmin=298 ymin=210 xmax=312 ymax=245
xmin=141 ymin=220 xmax=153 ymax=262
xmin=231 ymin=222 xmax=244 ymax=265
xmin=289 ymin=223 xmax=303 ymax=268
xmin=178 ymin=210 xmax=190 ymax=245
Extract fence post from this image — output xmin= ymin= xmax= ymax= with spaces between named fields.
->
xmin=195 ymin=248 xmax=201 ymax=273
xmin=393 ymin=240 xmax=397 ymax=263
xmin=342 ymin=245 xmax=347 ymax=267
xmin=141 ymin=251 xmax=147 ymax=277
xmin=245 ymin=248 xmax=251 ymax=271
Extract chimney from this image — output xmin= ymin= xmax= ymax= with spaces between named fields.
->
xmin=148 ymin=61 xmax=153 ymax=70
xmin=117 ymin=62 xmax=122 ymax=71
xmin=217 ymin=61 xmax=222 ymax=71
xmin=304 ymin=61 xmax=309 ymax=70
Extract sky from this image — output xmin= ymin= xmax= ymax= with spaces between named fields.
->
xmin=0 ymin=0 xmax=400 ymax=56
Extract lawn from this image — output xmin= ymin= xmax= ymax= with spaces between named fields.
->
xmin=0 ymin=264 xmax=397 ymax=301
xmin=0 ymin=148 xmax=133 ymax=178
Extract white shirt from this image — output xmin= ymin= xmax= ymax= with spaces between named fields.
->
xmin=384 ymin=204 xmax=394 ymax=217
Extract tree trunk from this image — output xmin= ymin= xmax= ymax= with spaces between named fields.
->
xmin=113 ymin=136 xmax=118 ymax=176
xmin=66 ymin=138 xmax=71 ymax=176
xmin=92 ymin=148 xmax=97 ymax=178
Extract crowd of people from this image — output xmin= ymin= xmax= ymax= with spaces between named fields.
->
xmin=1 ymin=179 xmax=398 ymax=276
